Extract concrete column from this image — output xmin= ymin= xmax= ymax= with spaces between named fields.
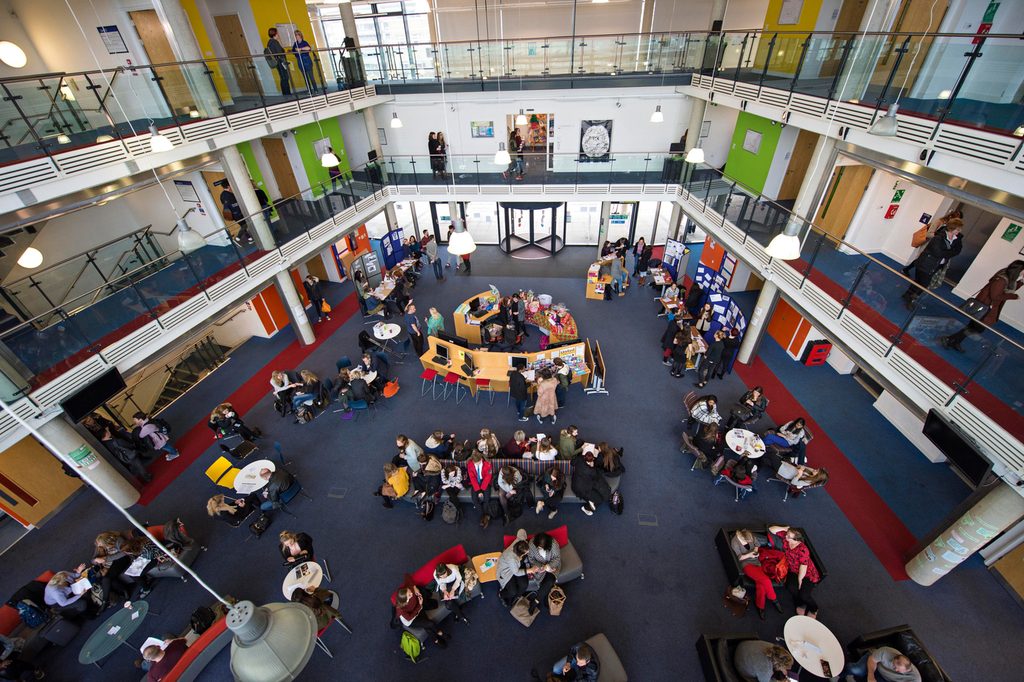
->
xmin=791 ymin=136 xmax=837 ymax=223
xmin=685 ymin=98 xmax=707 ymax=153
xmin=737 ymin=281 xmax=780 ymax=364
xmin=218 ymin=147 xmax=275 ymax=250
xmin=339 ymin=3 xmax=359 ymax=47
xmin=364 ymin=108 xmax=383 ymax=160
xmin=668 ymin=203 xmax=683 ymax=241
xmin=37 ymin=417 xmax=140 ymax=508
xmin=448 ymin=201 xmax=460 ymax=229
xmin=274 ymin=271 xmax=316 ymax=345
xmin=907 ymin=483 xmax=1024 ymax=586
xmin=384 ymin=203 xmax=399 ymax=231
xmin=596 ymin=201 xmax=611 ymax=257
xmin=410 ymin=203 xmax=421 ymax=239
xmin=151 ymin=0 xmax=221 ymax=116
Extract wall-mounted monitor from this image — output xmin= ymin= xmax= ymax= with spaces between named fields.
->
xmin=510 ymin=355 xmax=529 ymax=369
xmin=60 ymin=368 xmax=126 ymax=424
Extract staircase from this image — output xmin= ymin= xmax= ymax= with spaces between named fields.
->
xmin=150 ymin=337 xmax=231 ymax=413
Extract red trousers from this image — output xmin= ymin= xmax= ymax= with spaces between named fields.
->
xmin=743 ymin=564 xmax=776 ymax=609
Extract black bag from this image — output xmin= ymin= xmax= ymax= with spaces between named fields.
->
xmin=961 ymin=297 xmax=990 ymax=320
xmin=506 ymin=495 xmax=524 ymax=522
xmin=190 ymin=606 xmax=216 ymax=634
xmin=263 ymin=47 xmax=280 ymax=68
xmin=151 ymin=417 xmax=172 ymax=436
xmin=609 ymin=490 xmax=624 ymax=515
xmin=441 ymin=500 xmax=462 ymax=525
xmin=274 ymin=398 xmax=288 ymax=417
xmin=483 ymin=499 xmax=503 ymax=519
xmin=295 ymin=406 xmax=314 ymax=424
xmin=249 ymin=513 xmax=272 ymax=538
xmin=420 ymin=499 xmax=435 ymax=522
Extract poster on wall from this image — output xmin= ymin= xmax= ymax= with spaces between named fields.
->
xmin=579 ymin=120 xmax=612 ymax=162
xmin=471 ymin=121 xmax=494 ymax=138
xmin=97 ymin=26 xmax=128 ymax=55
xmin=777 ymin=0 xmax=804 ymax=25
xmin=742 ymin=130 xmax=762 ymax=154
xmin=173 ymin=180 xmax=200 ymax=203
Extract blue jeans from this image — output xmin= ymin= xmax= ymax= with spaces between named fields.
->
xmin=514 ymin=158 xmax=524 ymax=175
xmin=292 ymin=393 xmax=314 ymax=411
xmin=260 ymin=500 xmax=276 ymax=511
xmin=843 ymin=653 xmax=871 ymax=680
xmin=514 ymin=398 xmax=527 ymax=419
xmin=161 ymin=443 xmax=179 ymax=457
xmin=432 ymin=258 xmax=443 ymax=279
xmin=552 ymin=658 xmax=568 ymax=675
xmin=555 ymin=384 xmax=566 ymax=407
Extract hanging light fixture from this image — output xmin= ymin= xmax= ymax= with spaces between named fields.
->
xmin=0 ymin=41 xmax=27 ymax=68
xmin=96 ymin=134 xmax=114 ymax=143
xmin=515 ymin=109 xmax=527 ymax=125
xmin=390 ymin=112 xmax=403 ymax=128
xmin=56 ymin=132 xmax=71 ymax=144
xmin=447 ymin=217 xmax=476 ymax=255
xmin=494 ymin=142 xmax=511 ymax=166
xmin=227 ymin=601 xmax=318 ymax=682
xmin=320 ymin=148 xmax=340 ymax=168
xmin=868 ymin=103 xmax=899 ymax=137
xmin=148 ymin=123 xmax=173 ymax=152
xmin=766 ymin=219 xmax=803 ymax=260
xmin=650 ymin=105 xmax=664 ymax=123
xmin=17 ymin=247 xmax=43 ymax=269
xmin=685 ymin=147 xmax=705 ymax=164
xmin=175 ymin=217 xmax=207 ymax=253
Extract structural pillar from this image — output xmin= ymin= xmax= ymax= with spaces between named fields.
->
xmin=339 ymin=3 xmax=359 ymax=47
xmin=364 ymin=107 xmax=383 ymax=160
xmin=791 ymin=136 xmax=837 ymax=223
xmin=274 ymin=272 xmax=316 ymax=346
xmin=37 ymin=417 xmax=140 ymax=508
xmin=667 ymin=203 xmax=684 ymax=241
xmin=596 ymin=202 xmax=611 ymax=258
xmin=736 ymin=281 xmax=780 ymax=365
xmin=906 ymin=482 xmax=1024 ymax=586
xmin=218 ymin=146 xmax=275 ymax=251
xmin=151 ymin=0 xmax=221 ymax=116
xmin=685 ymin=99 xmax=707 ymax=154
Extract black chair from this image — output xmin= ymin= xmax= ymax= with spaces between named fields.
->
xmin=696 ymin=633 xmax=760 ymax=682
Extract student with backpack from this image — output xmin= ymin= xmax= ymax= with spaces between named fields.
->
xmin=132 ymin=412 xmax=179 ymax=462
xmin=265 ymin=28 xmax=291 ymax=95
xmin=395 ymin=586 xmax=449 ymax=649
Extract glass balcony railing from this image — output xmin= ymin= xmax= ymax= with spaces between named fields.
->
xmin=4 ymin=30 xmax=1018 ymax=173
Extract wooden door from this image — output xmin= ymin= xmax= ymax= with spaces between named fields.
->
xmin=777 ymin=130 xmax=819 ymax=202
xmin=261 ymin=138 xmax=301 ymax=199
xmin=813 ymin=165 xmax=875 ymax=241
xmin=214 ymin=14 xmax=260 ymax=96
xmin=305 ymin=255 xmax=329 ymax=281
xmin=993 ymin=542 xmax=1024 ymax=602
xmin=870 ymin=0 xmax=949 ymax=91
xmin=201 ymin=171 xmax=227 ymax=207
xmin=820 ymin=0 xmax=870 ymax=77
xmin=129 ymin=10 xmax=193 ymax=115
xmin=0 ymin=436 xmax=82 ymax=527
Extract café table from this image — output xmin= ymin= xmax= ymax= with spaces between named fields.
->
xmin=282 ymin=560 xmax=324 ymax=599
xmin=725 ymin=429 xmax=766 ymax=459
xmin=784 ymin=615 xmax=845 ymax=679
xmin=78 ymin=601 xmax=149 ymax=667
xmin=234 ymin=459 xmax=276 ymax=494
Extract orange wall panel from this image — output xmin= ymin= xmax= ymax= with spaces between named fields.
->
xmin=251 ymin=292 xmax=276 ymax=335
xmin=262 ymin=285 xmax=291 ymax=330
xmin=290 ymin=270 xmax=308 ymax=305
xmin=767 ymin=297 xmax=801 ymax=348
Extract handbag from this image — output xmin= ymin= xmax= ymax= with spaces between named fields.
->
xmin=321 ymin=301 xmax=332 ymax=314
xmin=757 ymin=548 xmax=789 ymax=582
xmin=910 ymin=223 xmax=931 ymax=248
xmin=547 ymin=585 xmax=566 ymax=616
xmin=510 ymin=595 xmax=539 ymax=627
xmin=960 ymin=296 xmax=990 ymax=321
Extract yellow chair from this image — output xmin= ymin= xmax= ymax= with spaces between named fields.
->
xmin=205 ymin=456 xmax=240 ymax=489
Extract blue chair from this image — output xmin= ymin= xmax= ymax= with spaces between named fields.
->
xmin=336 ymin=356 xmax=353 ymax=372
xmin=277 ymin=478 xmax=313 ymax=515
xmin=348 ymin=399 xmax=375 ymax=421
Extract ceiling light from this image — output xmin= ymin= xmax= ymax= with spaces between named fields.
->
xmin=0 ymin=41 xmax=27 ymax=69
xmin=59 ymin=85 xmax=76 ymax=102
xmin=766 ymin=220 xmax=803 ymax=260
xmin=494 ymin=142 xmax=511 ymax=166
xmin=17 ymin=247 xmax=43 ymax=269
xmin=1014 ymin=125 xmax=1024 ymax=138
xmin=176 ymin=218 xmax=207 ymax=253
xmin=516 ymin=109 xmax=527 ymax=125
xmin=148 ymin=123 xmax=173 ymax=152
xmin=937 ymin=90 xmax=951 ymax=100
xmin=320 ymin=150 xmax=340 ymax=167
xmin=390 ymin=112 xmax=403 ymax=128
xmin=868 ymin=103 xmax=899 ymax=137
xmin=593 ymin=0 xmax=609 ymax=3
xmin=96 ymin=134 xmax=115 ymax=143
xmin=685 ymin=147 xmax=705 ymax=164
xmin=189 ymin=108 xmax=201 ymax=119
xmin=650 ymin=105 xmax=664 ymax=123
xmin=227 ymin=601 xmax=318 ymax=682
xmin=447 ymin=219 xmax=476 ymax=256
xmin=56 ymin=133 xmax=71 ymax=144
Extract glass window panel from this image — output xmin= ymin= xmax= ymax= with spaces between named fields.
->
xmin=376 ymin=16 xmax=406 ymax=46
xmin=378 ymin=2 xmax=403 ymax=12
xmin=404 ymin=0 xmax=431 ymax=12
xmin=406 ymin=14 xmax=431 ymax=44
xmin=353 ymin=3 xmax=373 ymax=16
xmin=356 ymin=18 xmax=378 ymax=47
xmin=321 ymin=18 xmax=347 ymax=48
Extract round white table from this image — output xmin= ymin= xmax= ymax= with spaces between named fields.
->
xmin=282 ymin=560 xmax=324 ymax=599
xmin=363 ymin=370 xmax=378 ymax=385
xmin=784 ymin=615 xmax=845 ymax=679
xmin=234 ymin=459 xmax=276 ymax=494
xmin=725 ymin=429 xmax=766 ymax=459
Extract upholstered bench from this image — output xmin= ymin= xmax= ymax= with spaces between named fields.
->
xmin=502 ymin=525 xmax=584 ymax=584
xmin=390 ymin=544 xmax=483 ymax=640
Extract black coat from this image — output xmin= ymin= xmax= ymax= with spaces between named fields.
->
xmin=705 ymin=339 xmax=725 ymax=364
xmin=571 ymin=455 xmax=611 ymax=506
xmin=303 ymin=280 xmax=324 ymax=302
xmin=280 ymin=532 xmax=314 ymax=563
xmin=509 ymin=371 xmax=529 ymax=400
xmin=916 ymin=227 xmax=962 ymax=274
xmin=350 ymin=378 xmax=375 ymax=402
xmin=263 ymin=469 xmax=296 ymax=505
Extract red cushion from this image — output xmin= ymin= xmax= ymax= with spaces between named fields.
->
xmin=390 ymin=545 xmax=468 ymax=605
xmin=420 ymin=369 xmax=438 ymax=380
xmin=503 ymin=524 xmax=569 ymax=549
xmin=0 ymin=572 xmax=57 ymax=636
xmin=163 ymin=617 xmax=228 ymax=682
xmin=147 ymin=525 xmax=166 ymax=542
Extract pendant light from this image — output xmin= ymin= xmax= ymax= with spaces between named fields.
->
xmin=96 ymin=134 xmax=115 ymax=143
xmin=494 ymin=142 xmax=511 ymax=166
xmin=0 ymin=41 xmax=27 ymax=68
xmin=390 ymin=112 xmax=403 ymax=128
xmin=56 ymin=133 xmax=71 ymax=144
xmin=17 ymin=247 xmax=43 ymax=269
xmin=650 ymin=105 xmax=664 ymax=123
xmin=868 ymin=103 xmax=899 ymax=137
xmin=175 ymin=217 xmax=207 ymax=253
xmin=320 ymin=148 xmax=340 ymax=168
xmin=766 ymin=219 xmax=803 ymax=260
xmin=447 ymin=217 xmax=476 ymax=255
xmin=515 ymin=109 xmax=527 ymax=125
xmin=685 ymin=147 xmax=705 ymax=164
xmin=148 ymin=123 xmax=173 ymax=152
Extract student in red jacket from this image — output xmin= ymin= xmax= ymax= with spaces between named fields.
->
xmin=466 ymin=450 xmax=492 ymax=524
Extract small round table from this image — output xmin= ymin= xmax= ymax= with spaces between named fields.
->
xmin=234 ymin=459 xmax=276 ymax=494
xmin=78 ymin=600 xmax=149 ymax=666
xmin=282 ymin=560 xmax=324 ymax=599
xmin=725 ymin=429 xmax=766 ymax=459
xmin=373 ymin=322 xmax=403 ymax=352
xmin=362 ymin=370 xmax=378 ymax=385
xmin=471 ymin=552 xmax=502 ymax=583
xmin=784 ymin=615 xmax=845 ymax=679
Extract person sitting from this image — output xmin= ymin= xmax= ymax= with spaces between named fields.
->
xmin=290 ymin=370 xmax=322 ymax=414
xmin=396 ymin=434 xmax=424 ymax=475
xmin=424 ymin=430 xmax=455 ymax=456
xmin=440 ymin=463 xmax=463 ymax=503
xmin=333 ymin=369 xmax=353 ymax=411
xmin=143 ymin=637 xmax=189 ymax=682
xmin=466 ymin=451 xmax=493 ymax=527
xmin=597 ymin=442 xmax=625 ymax=476
xmin=536 ymin=465 xmax=566 ymax=520
xmin=496 ymin=465 xmax=526 ymax=526
xmin=116 ymin=535 xmax=175 ymax=601
xmin=778 ymin=417 xmax=812 ymax=465
xmin=571 ymin=452 xmax=611 ymax=517
xmin=206 ymin=493 xmax=258 ymax=527
xmin=43 ymin=568 xmax=92 ymax=621
xmin=259 ymin=467 xmax=296 ymax=511
xmin=100 ymin=426 xmax=155 ymax=482
xmin=694 ymin=422 xmax=722 ymax=461
xmin=433 ymin=563 xmax=469 ymax=624
xmin=279 ymin=531 xmax=314 ymax=565
xmin=497 ymin=538 xmax=530 ymax=607
xmin=551 ymin=642 xmax=600 ymax=682
xmin=416 ymin=452 xmax=443 ymax=502
xmin=731 ymin=530 xmax=782 ymax=620
xmin=734 ymin=640 xmax=794 ymax=682
xmin=0 ymin=650 xmax=44 ymax=681
xmin=394 ymin=586 xmax=447 ymax=648
xmin=843 ymin=646 xmax=921 ymax=682
xmin=688 ymin=394 xmax=721 ymax=433
xmin=210 ymin=403 xmax=261 ymax=442
xmin=728 ymin=386 xmax=768 ymax=428
xmin=357 ymin=353 xmax=385 ymax=389
xmin=361 ymin=283 xmax=390 ymax=318
xmin=534 ymin=436 xmax=558 ymax=462
xmin=722 ymin=455 xmax=755 ymax=486
xmin=775 ymin=462 xmax=829 ymax=497
xmin=349 ymin=367 xmax=378 ymax=404
xmin=91 ymin=530 xmax=135 ymax=606
xmin=269 ymin=370 xmax=301 ymax=410
xmin=377 ymin=463 xmax=409 ymax=508
xmin=502 ymin=430 xmax=533 ymax=457
xmin=477 ymin=428 xmax=501 ymax=459
xmin=769 ymin=525 xmax=821 ymax=618
xmin=290 ymin=587 xmax=341 ymax=631
xmin=664 ymin=282 xmax=680 ymax=301
xmin=525 ymin=531 xmax=561 ymax=613
xmin=558 ymin=425 xmax=583 ymax=460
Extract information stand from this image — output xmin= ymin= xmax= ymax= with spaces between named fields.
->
xmin=585 ymin=340 xmax=609 ymax=395
xmin=453 ymin=288 xmax=502 ymax=345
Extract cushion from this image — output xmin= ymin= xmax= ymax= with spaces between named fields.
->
xmin=503 ymin=524 xmax=570 ymax=549
xmin=163 ymin=617 xmax=230 ymax=682
xmin=585 ymin=632 xmax=628 ymax=682
xmin=714 ymin=638 xmax=744 ymax=682
xmin=147 ymin=525 xmax=166 ymax=542
xmin=557 ymin=542 xmax=583 ymax=584
xmin=390 ymin=545 xmax=469 ymax=605
xmin=1 ymin=572 xmax=55 ymax=636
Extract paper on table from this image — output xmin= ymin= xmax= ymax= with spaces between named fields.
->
xmin=131 ymin=610 xmax=140 ymax=620
xmin=107 ymin=625 xmax=121 ymax=636
xmin=481 ymin=558 xmax=497 ymax=571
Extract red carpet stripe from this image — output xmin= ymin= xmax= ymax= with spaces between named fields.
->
xmin=137 ymin=293 xmax=360 ymax=505
xmin=733 ymin=356 xmax=915 ymax=581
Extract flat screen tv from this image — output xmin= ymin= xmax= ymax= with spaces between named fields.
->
xmin=61 ymin=368 xmax=126 ymax=423
xmin=923 ymin=409 xmax=992 ymax=487
xmin=437 ymin=331 xmax=469 ymax=348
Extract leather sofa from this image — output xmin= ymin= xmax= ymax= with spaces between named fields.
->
xmin=695 ymin=633 xmax=759 ymax=681
xmin=848 ymin=625 xmax=951 ymax=682
xmin=714 ymin=527 xmax=828 ymax=590
xmin=1 ymin=571 xmax=80 ymax=660
xmin=137 ymin=615 xmax=233 ymax=682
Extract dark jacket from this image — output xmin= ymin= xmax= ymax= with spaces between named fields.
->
xmin=737 ymin=390 xmax=768 ymax=420
xmin=280 ymin=532 xmax=314 ymax=564
xmin=975 ymin=270 xmax=1022 ymax=326
xmin=349 ymin=378 xmax=375 ymax=402
xmin=263 ymin=469 xmax=296 ymax=506
xmin=563 ymin=643 xmax=601 ymax=682
xmin=509 ymin=371 xmax=529 ymax=401
xmin=570 ymin=455 xmax=611 ymax=506
xmin=705 ymin=339 xmax=725 ymax=364
xmin=219 ymin=189 xmax=241 ymax=219
xmin=303 ymin=279 xmax=324 ymax=302
xmin=916 ymin=227 xmax=962 ymax=274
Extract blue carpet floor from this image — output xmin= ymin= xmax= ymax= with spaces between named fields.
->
xmin=3 ymin=249 xmax=1023 ymax=681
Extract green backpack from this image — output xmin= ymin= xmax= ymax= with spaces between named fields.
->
xmin=400 ymin=631 xmax=421 ymax=663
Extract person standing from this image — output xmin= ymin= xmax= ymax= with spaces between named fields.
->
xmin=902 ymin=219 xmax=963 ymax=307
xmin=436 ymin=132 xmax=449 ymax=177
xmin=424 ymin=234 xmax=443 ymax=280
xmin=252 ymin=181 xmax=273 ymax=223
xmin=405 ymin=302 xmax=425 ymax=357
xmin=325 ymin=147 xmax=342 ymax=193
xmin=303 ymin=275 xmax=330 ymax=323
xmin=696 ymin=330 xmax=726 ymax=389
xmin=942 ymin=260 xmax=1023 ymax=352
xmin=509 ymin=365 xmax=530 ymax=422
xmin=512 ymin=131 xmax=525 ymax=180
xmin=131 ymin=412 xmax=179 ymax=462
xmin=426 ymin=307 xmax=445 ymax=337
xmin=290 ymin=30 xmax=318 ymax=93
xmin=445 ymin=225 xmax=459 ymax=270
xmin=460 ymin=251 xmax=472 ymax=275
xmin=553 ymin=357 xmax=571 ymax=407
xmin=218 ymin=181 xmax=252 ymax=244
xmin=427 ymin=132 xmax=440 ymax=179
xmin=266 ymin=28 xmax=291 ymax=96
xmin=534 ymin=368 xmax=558 ymax=425
xmin=631 ymin=237 xmax=647 ymax=276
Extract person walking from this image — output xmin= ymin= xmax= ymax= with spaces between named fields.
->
xmin=445 ymin=225 xmax=459 ymax=270
xmin=427 ymin=133 xmax=440 ymax=179
xmin=290 ymin=30 xmax=318 ymax=93
xmin=534 ymin=368 xmax=558 ymax=425
xmin=424 ymin=234 xmax=443 ymax=280
xmin=303 ymin=275 xmax=330 ymax=323
xmin=325 ymin=147 xmax=342 ymax=193
xmin=405 ymin=302 xmax=425 ymax=357
xmin=512 ymin=131 xmax=525 ymax=180
xmin=426 ymin=307 xmax=445 ymax=337
xmin=131 ymin=412 xmax=179 ymax=462
xmin=460 ymin=251 xmax=472 ymax=275
xmin=942 ymin=259 xmax=1024 ymax=352
xmin=902 ymin=219 xmax=963 ymax=307
xmin=696 ymin=329 xmax=726 ymax=388
xmin=266 ymin=28 xmax=291 ymax=96
xmin=218 ymin=181 xmax=252 ymax=244
xmin=509 ymin=365 xmax=530 ymax=422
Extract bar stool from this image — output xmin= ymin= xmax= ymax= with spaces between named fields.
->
xmin=474 ymin=378 xmax=495 ymax=405
xmin=443 ymin=372 xmax=466 ymax=404
xmin=420 ymin=368 xmax=439 ymax=399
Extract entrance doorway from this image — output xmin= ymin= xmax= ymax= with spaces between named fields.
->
xmin=429 ymin=201 xmax=466 ymax=244
xmin=506 ymin=113 xmax=554 ymax=172
xmin=814 ymin=164 xmax=875 ymax=241
xmin=128 ymin=10 xmax=195 ymax=118
xmin=499 ymin=202 xmax=565 ymax=258
xmin=213 ymin=14 xmax=261 ymax=97
xmin=261 ymin=137 xmax=301 ymax=199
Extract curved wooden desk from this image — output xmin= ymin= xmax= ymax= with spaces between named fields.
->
xmin=453 ymin=290 xmax=502 ymax=345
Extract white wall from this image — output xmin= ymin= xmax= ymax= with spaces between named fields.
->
xmin=722 ymin=0 xmax=770 ymax=30
xmin=699 ymin=103 xmax=740 ymax=170
xmin=339 ymin=111 xmax=373 ymax=170
xmin=953 ymin=217 xmax=1024 ymax=332
xmin=761 ymin=123 xmax=798 ymax=200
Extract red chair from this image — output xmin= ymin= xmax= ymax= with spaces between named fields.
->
xmin=443 ymin=372 xmax=466 ymax=404
xmin=474 ymin=378 xmax=494 ymax=405
xmin=420 ymin=368 xmax=439 ymax=399
xmin=313 ymin=590 xmax=352 ymax=659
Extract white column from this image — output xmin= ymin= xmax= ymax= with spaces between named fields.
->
xmin=274 ymin=272 xmax=316 ymax=346
xmin=907 ymin=483 xmax=1024 ymax=586
xmin=685 ymin=98 xmax=707 ymax=154
xmin=736 ymin=281 xmax=780 ymax=364
xmin=792 ymin=136 xmax=837 ymax=222
xmin=151 ymin=0 xmax=221 ymax=116
xmin=37 ymin=417 xmax=140 ymax=508
xmin=364 ymin=108 xmax=383 ymax=159
xmin=339 ymin=3 xmax=359 ymax=47
xmin=218 ymin=147 xmax=275 ymax=250
xmin=384 ymin=203 xmax=399 ymax=231
xmin=668 ymin=203 xmax=683 ymax=241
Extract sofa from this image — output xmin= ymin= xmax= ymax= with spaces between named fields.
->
xmin=538 ymin=633 xmax=628 ymax=682
xmin=848 ymin=625 xmax=951 ymax=682
xmin=137 ymin=615 xmax=233 ymax=682
xmin=695 ymin=633 xmax=759 ymax=682
xmin=714 ymin=527 xmax=828 ymax=590
xmin=502 ymin=525 xmax=584 ymax=584
xmin=390 ymin=544 xmax=483 ymax=640
xmin=1 ymin=571 xmax=81 ymax=660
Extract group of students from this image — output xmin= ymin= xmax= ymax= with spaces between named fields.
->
xmin=377 ymin=426 xmax=624 ymax=524
xmin=269 ymin=353 xmax=384 ymax=420
xmin=81 ymin=411 xmax=180 ymax=484
xmin=507 ymin=358 xmax=574 ymax=425
xmin=660 ymin=289 xmax=743 ymax=388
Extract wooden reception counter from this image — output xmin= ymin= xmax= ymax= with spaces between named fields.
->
xmin=453 ymin=289 xmax=502 ymax=345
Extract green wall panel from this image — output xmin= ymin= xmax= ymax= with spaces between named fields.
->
xmin=292 ymin=117 xmax=350 ymax=197
xmin=723 ymin=111 xmax=784 ymax=195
